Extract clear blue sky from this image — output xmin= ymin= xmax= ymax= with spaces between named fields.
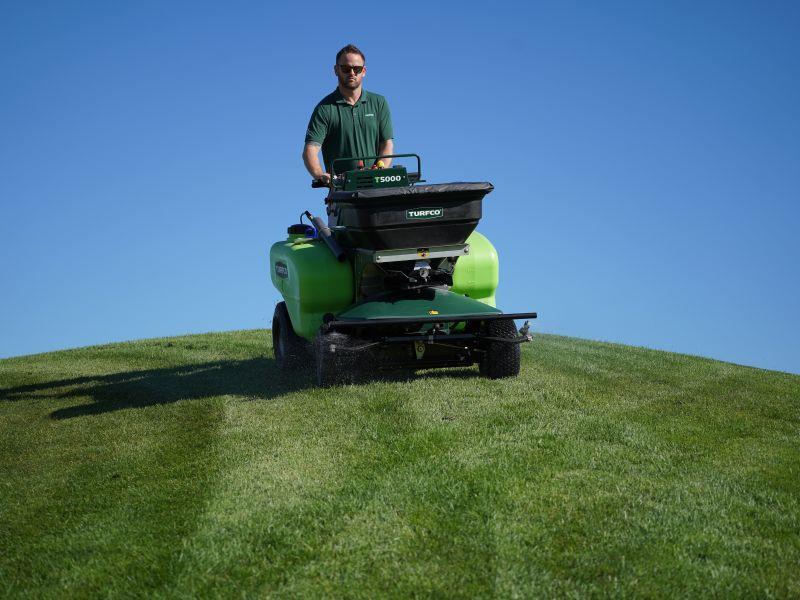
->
xmin=2 ymin=1 xmax=798 ymax=374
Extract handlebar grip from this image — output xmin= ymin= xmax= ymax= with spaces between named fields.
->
xmin=311 ymin=179 xmax=328 ymax=188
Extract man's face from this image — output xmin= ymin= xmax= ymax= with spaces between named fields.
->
xmin=334 ymin=53 xmax=366 ymax=90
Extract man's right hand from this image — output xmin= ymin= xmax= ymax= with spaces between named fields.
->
xmin=311 ymin=173 xmax=331 ymax=188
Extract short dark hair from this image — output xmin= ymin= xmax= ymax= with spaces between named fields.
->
xmin=336 ymin=44 xmax=365 ymax=65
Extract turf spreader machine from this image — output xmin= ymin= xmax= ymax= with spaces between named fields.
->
xmin=269 ymin=154 xmax=537 ymax=386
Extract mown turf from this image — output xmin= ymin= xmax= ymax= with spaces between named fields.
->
xmin=1 ymin=331 xmax=798 ymax=598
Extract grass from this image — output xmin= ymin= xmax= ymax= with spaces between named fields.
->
xmin=1 ymin=331 xmax=798 ymax=598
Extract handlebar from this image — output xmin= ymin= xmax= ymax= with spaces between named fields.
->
xmin=311 ymin=152 xmax=422 ymax=190
xmin=332 ymin=153 xmax=421 ymax=179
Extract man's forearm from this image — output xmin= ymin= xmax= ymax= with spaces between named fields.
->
xmin=302 ymin=143 xmax=326 ymax=178
xmin=378 ymin=139 xmax=394 ymax=167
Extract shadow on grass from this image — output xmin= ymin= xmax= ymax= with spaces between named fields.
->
xmin=1 ymin=356 xmax=487 ymax=420
xmin=0 ymin=358 xmax=316 ymax=419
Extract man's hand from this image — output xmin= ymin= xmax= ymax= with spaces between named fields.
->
xmin=313 ymin=173 xmax=331 ymax=186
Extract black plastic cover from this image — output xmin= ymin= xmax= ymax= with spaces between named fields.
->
xmin=328 ymin=182 xmax=494 ymax=203
xmin=329 ymin=182 xmax=493 ymax=250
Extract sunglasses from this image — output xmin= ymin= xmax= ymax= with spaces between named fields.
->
xmin=337 ymin=64 xmax=364 ymax=74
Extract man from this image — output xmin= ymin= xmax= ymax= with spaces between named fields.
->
xmin=303 ymin=44 xmax=394 ymax=185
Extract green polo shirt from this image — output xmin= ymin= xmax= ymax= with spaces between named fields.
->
xmin=305 ymin=88 xmax=393 ymax=175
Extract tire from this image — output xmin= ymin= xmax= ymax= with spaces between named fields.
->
xmin=315 ymin=330 xmax=357 ymax=387
xmin=272 ymin=302 xmax=312 ymax=370
xmin=479 ymin=319 xmax=521 ymax=379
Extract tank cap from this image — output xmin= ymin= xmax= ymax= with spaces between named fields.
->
xmin=287 ymin=224 xmax=315 ymax=236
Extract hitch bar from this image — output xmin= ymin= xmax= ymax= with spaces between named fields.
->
xmin=324 ymin=311 xmax=538 ymax=332
xmin=327 ymin=332 xmax=532 ymax=354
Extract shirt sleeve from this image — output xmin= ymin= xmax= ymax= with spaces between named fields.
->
xmin=305 ymin=104 xmax=328 ymax=146
xmin=378 ymin=96 xmax=393 ymax=142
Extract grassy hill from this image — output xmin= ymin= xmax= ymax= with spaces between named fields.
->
xmin=1 ymin=331 xmax=798 ymax=598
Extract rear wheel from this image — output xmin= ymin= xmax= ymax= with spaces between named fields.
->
xmin=479 ymin=319 xmax=521 ymax=379
xmin=272 ymin=302 xmax=311 ymax=370
xmin=315 ymin=330 xmax=357 ymax=387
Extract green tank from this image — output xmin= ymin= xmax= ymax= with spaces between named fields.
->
xmin=270 ymin=234 xmax=353 ymax=339
xmin=451 ymin=231 xmax=499 ymax=307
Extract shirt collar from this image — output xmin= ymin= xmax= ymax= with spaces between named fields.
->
xmin=334 ymin=87 xmax=368 ymax=106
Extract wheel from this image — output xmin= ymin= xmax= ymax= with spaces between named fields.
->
xmin=272 ymin=302 xmax=311 ymax=370
xmin=479 ymin=319 xmax=521 ymax=379
xmin=315 ymin=330 xmax=357 ymax=387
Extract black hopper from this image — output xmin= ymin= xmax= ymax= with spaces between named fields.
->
xmin=328 ymin=182 xmax=493 ymax=250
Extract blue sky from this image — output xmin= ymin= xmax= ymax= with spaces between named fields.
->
xmin=1 ymin=1 xmax=798 ymax=374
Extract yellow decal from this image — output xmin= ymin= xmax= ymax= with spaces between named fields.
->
xmin=428 ymin=309 xmax=439 ymax=315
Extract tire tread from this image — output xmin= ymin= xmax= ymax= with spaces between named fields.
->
xmin=480 ymin=319 xmax=521 ymax=379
